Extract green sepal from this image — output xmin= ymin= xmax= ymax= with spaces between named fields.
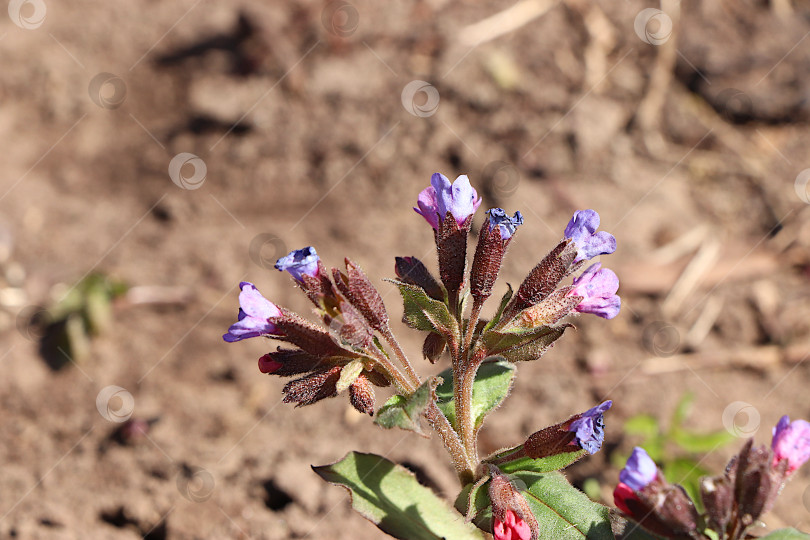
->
xmin=374 ymin=378 xmax=439 ymax=435
xmin=313 ymin=452 xmax=486 ymax=540
xmin=336 ymin=359 xmax=365 ymax=394
xmin=482 ymin=324 xmax=571 ymax=362
xmin=456 ymin=470 xmax=614 ymax=539
xmin=434 ymin=358 xmax=515 ymax=431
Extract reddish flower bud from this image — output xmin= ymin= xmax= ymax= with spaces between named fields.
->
xmin=435 ymin=211 xmax=472 ymax=298
xmin=470 ymin=209 xmax=522 ymax=304
xmin=422 ymin=332 xmax=446 ymax=364
xmin=395 ymin=256 xmax=444 ymax=301
xmin=504 ymin=240 xmax=578 ymax=319
xmin=282 ymin=366 xmax=342 ymax=407
xmin=333 ymin=259 xmax=389 ymax=333
xmin=488 ymin=470 xmax=538 ymax=540
xmin=349 ymin=374 xmax=375 ymax=416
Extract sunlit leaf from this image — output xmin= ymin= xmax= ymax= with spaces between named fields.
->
xmin=435 ymin=358 xmax=515 ymax=431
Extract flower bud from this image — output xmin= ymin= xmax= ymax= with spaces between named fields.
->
xmin=488 ymin=470 xmax=538 ymax=540
xmin=470 ymin=209 xmax=522 ymax=304
xmin=504 ymin=240 xmax=578 ymax=319
xmin=394 ymin=256 xmax=444 ymax=301
xmin=333 ymin=259 xmax=389 ymax=333
xmin=349 ymin=374 xmax=376 ymax=416
xmin=282 ymin=365 xmax=342 ymax=407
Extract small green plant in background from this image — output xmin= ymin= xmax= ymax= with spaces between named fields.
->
xmin=613 ymin=391 xmax=736 ymax=506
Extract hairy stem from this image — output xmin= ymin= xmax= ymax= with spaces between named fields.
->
xmin=381 ymin=327 xmax=421 ymax=388
xmin=424 ymin=401 xmax=476 ymax=484
xmin=457 ymin=360 xmax=480 ymax=461
xmin=368 ymin=344 xmax=416 ymax=395
xmin=462 ymin=299 xmax=484 ymax=359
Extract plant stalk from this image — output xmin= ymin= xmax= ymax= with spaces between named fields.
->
xmin=424 ymin=401 xmax=476 ymax=484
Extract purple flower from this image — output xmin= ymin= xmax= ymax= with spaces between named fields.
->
xmin=414 ymin=173 xmax=482 ymax=229
xmin=568 ymin=263 xmax=621 ymax=319
xmin=487 ymin=208 xmax=524 ymax=240
xmin=568 ymin=400 xmax=612 ymax=454
xmin=772 ymin=415 xmax=810 ymax=474
xmin=223 ymin=282 xmax=282 ymax=342
xmin=564 ymin=209 xmax=616 ymax=262
xmin=619 ymin=447 xmax=658 ymax=491
xmin=275 ymin=247 xmax=320 ymax=282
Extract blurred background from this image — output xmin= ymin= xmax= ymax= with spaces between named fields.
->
xmin=2 ymin=0 xmax=810 ymax=537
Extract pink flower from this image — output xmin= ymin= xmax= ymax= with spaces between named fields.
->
xmin=414 ymin=173 xmax=481 ymax=229
xmin=772 ymin=415 xmax=810 ymax=474
xmin=223 ymin=282 xmax=282 ymax=342
xmin=493 ymin=509 xmax=532 ymax=540
xmin=568 ymin=263 xmax=621 ymax=319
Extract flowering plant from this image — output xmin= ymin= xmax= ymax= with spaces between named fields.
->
xmin=223 ymin=173 xmax=808 ymax=540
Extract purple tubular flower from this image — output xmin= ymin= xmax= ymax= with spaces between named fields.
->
xmin=223 ymin=282 xmax=282 ymax=342
xmin=275 ymin=247 xmax=320 ymax=282
xmin=564 ymin=209 xmax=616 ymax=262
xmin=414 ymin=173 xmax=482 ymax=229
xmin=487 ymin=208 xmax=524 ymax=240
xmin=620 ymin=447 xmax=658 ymax=491
xmin=568 ymin=263 xmax=621 ymax=319
xmin=772 ymin=415 xmax=810 ymax=474
xmin=568 ymin=400 xmax=612 ymax=454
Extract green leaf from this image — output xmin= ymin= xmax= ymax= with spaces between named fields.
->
xmin=459 ymin=471 xmax=614 ymax=539
xmin=623 ymin=415 xmax=659 ymax=439
xmin=487 ymin=449 xmax=588 ymax=475
xmin=434 ymin=359 xmax=515 ymax=430
xmin=374 ymin=378 xmax=438 ymax=435
xmin=482 ymin=324 xmax=570 ymax=361
xmin=314 ymin=452 xmax=485 ymax=540
xmin=671 ymin=428 xmax=735 ymax=454
xmin=482 ymin=284 xmax=513 ymax=332
xmin=759 ymin=530 xmax=810 ymax=540
xmin=387 ymin=279 xmax=459 ymax=339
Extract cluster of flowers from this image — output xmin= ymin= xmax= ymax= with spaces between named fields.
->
xmin=223 ymin=172 xmax=623 ymax=540
xmin=615 ymin=416 xmax=810 ymax=540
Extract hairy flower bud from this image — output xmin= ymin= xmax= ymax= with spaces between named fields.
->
xmin=504 ymin=240 xmax=578 ymax=319
xmin=349 ymin=374 xmax=375 ymax=416
xmin=470 ymin=209 xmax=522 ymax=304
xmin=394 ymin=256 xmax=444 ymax=301
xmin=333 ymin=259 xmax=389 ymax=333
xmin=488 ymin=470 xmax=538 ymax=540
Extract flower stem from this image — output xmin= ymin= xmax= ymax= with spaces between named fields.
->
xmin=381 ymin=327 xmax=421 ymax=388
xmin=424 ymin=401 xmax=476 ymax=484
xmin=463 ymin=299 xmax=484 ymax=359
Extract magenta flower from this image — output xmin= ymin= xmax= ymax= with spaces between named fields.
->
xmin=493 ymin=509 xmax=532 ymax=540
xmin=275 ymin=247 xmax=320 ymax=282
xmin=568 ymin=400 xmax=612 ymax=454
xmin=619 ymin=447 xmax=658 ymax=491
xmin=564 ymin=209 xmax=616 ymax=262
xmin=568 ymin=263 xmax=621 ymax=319
xmin=487 ymin=208 xmax=524 ymax=240
xmin=772 ymin=415 xmax=810 ymax=474
xmin=414 ymin=173 xmax=482 ymax=229
xmin=223 ymin=282 xmax=282 ymax=342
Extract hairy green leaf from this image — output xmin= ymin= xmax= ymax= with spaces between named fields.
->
xmin=485 ymin=449 xmax=588 ymax=475
xmin=458 ymin=470 xmax=614 ymax=539
xmin=435 ymin=359 xmax=515 ymax=431
xmin=374 ymin=378 xmax=438 ymax=435
xmin=314 ymin=452 xmax=485 ymax=540
xmin=387 ymin=279 xmax=459 ymax=340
